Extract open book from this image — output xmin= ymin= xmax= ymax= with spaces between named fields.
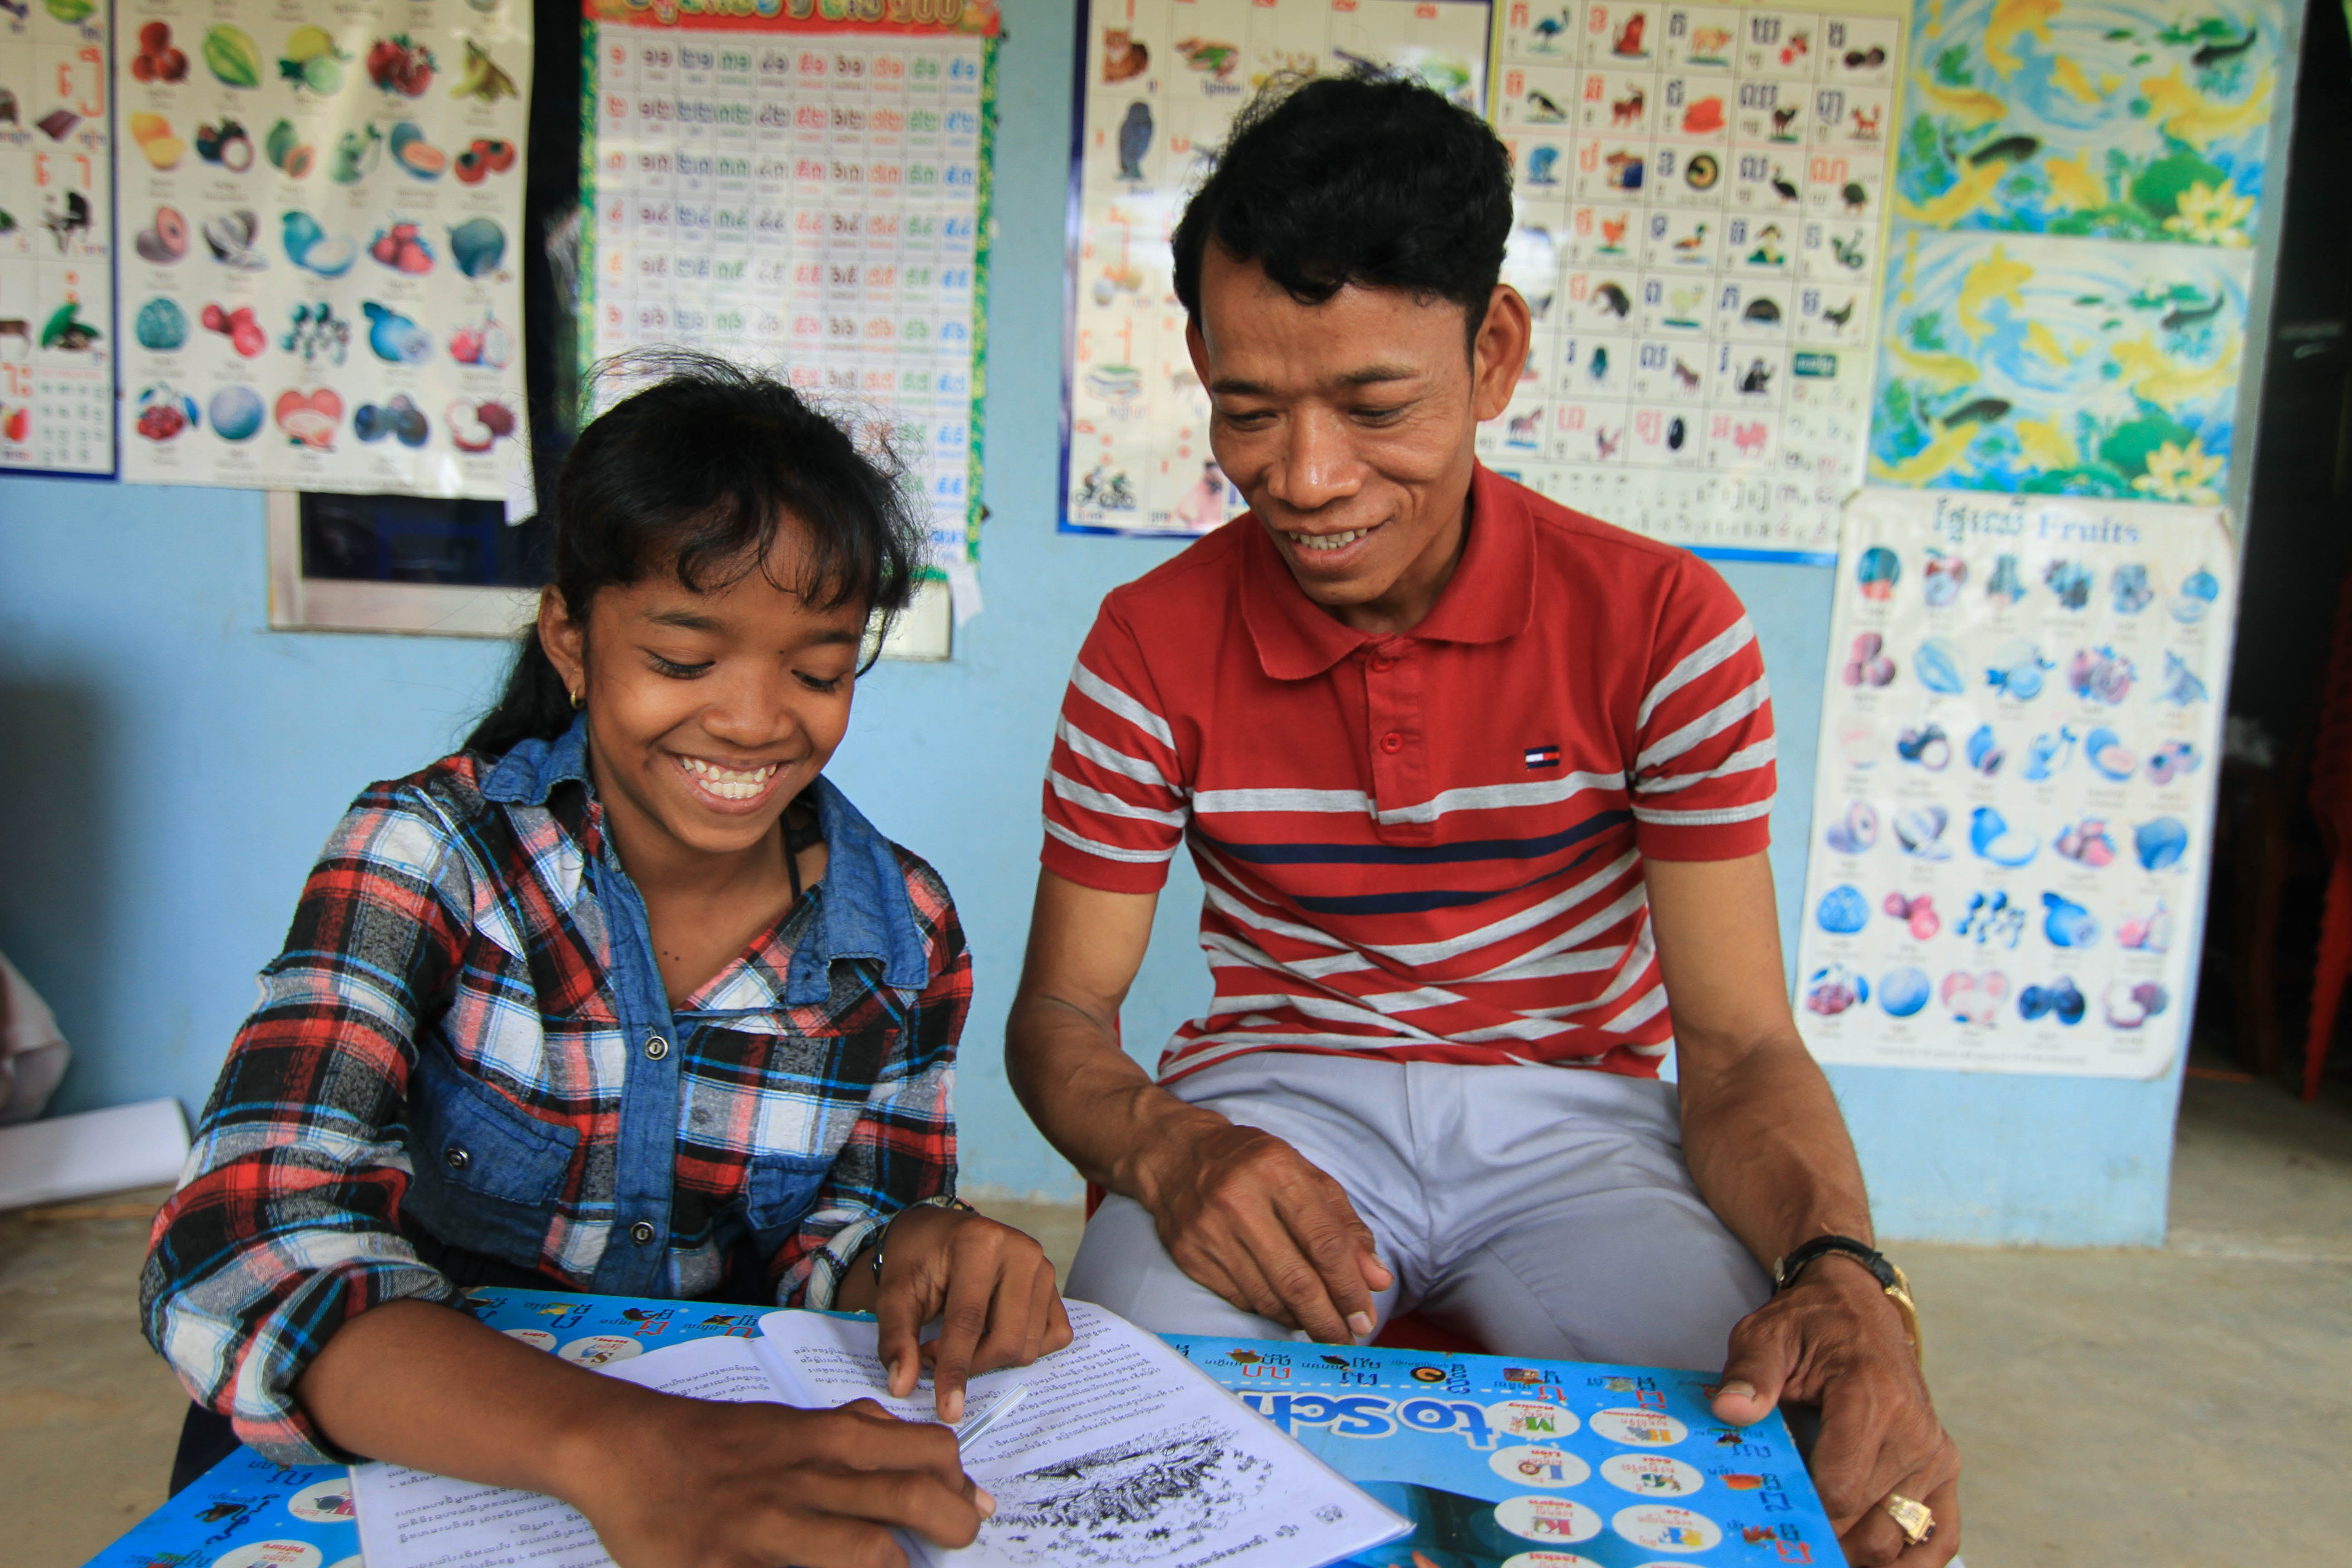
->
xmin=352 ymin=1299 xmax=1406 ymax=1568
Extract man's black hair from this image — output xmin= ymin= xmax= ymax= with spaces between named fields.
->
xmin=1171 ymin=69 xmax=1514 ymax=346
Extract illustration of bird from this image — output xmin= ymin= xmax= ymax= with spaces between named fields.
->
xmin=1842 ymin=181 xmax=1868 ymax=213
xmin=1599 ymin=214 xmax=1629 ymax=249
xmin=1592 ymin=280 xmax=1632 ymax=318
xmin=1673 ymin=223 xmax=1708 ymax=253
xmin=1526 ymin=88 xmax=1568 ymax=122
xmin=1528 ymin=145 xmax=1560 ymax=184
xmin=1532 ymin=12 xmax=1568 ymax=45
xmin=1117 ymin=101 xmax=1153 ymax=180
xmin=1589 ymin=345 xmax=1610 ymax=380
xmin=1769 ymin=166 xmax=1799 ymax=202
xmin=1821 ymin=297 xmax=1856 ymax=330
xmin=1595 ymin=425 xmax=1622 ymax=458
xmin=1829 ymin=231 xmax=1869 ymax=270
xmin=1320 ymin=1354 xmax=1353 ymax=1369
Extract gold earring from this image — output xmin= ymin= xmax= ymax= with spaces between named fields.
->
xmin=569 ymin=688 xmax=583 ymax=709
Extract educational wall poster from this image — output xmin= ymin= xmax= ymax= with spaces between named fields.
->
xmin=1167 ymin=1335 xmax=1844 ymax=1568
xmin=1062 ymin=0 xmax=1494 ymax=537
xmin=114 ymin=0 xmax=534 ymax=497
xmin=1867 ymin=0 xmax=2289 ymax=505
xmin=581 ymin=0 xmax=998 ymax=586
xmin=1794 ymin=488 xmax=2233 ymax=1078
xmin=1476 ymin=0 xmax=1907 ymax=561
xmin=0 ymin=0 xmax=114 ymax=476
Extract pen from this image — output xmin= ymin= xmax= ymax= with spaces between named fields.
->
xmin=953 ymin=1383 xmax=1029 ymax=1452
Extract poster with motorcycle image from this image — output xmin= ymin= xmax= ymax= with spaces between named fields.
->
xmin=115 ymin=0 xmax=530 ymax=496
xmin=1793 ymin=488 xmax=2234 ymax=1079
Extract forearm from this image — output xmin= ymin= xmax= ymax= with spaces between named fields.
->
xmin=295 ymin=1297 xmax=665 ymax=1497
xmin=1677 ymin=1029 xmax=1874 ymax=1266
xmin=1004 ymin=992 xmax=1223 ymax=1201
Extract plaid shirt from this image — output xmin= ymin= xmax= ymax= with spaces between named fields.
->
xmin=142 ymin=719 xmax=970 ymax=1466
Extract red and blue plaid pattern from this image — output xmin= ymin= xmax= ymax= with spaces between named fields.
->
xmin=140 ymin=745 xmax=970 ymax=1467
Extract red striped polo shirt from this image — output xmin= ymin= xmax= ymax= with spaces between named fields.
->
xmin=1041 ymin=466 xmax=1776 ymax=1083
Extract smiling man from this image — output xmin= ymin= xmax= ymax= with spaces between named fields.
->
xmin=1006 ymin=74 xmax=1958 ymax=1567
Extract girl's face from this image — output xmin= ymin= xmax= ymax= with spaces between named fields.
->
xmin=540 ymin=533 xmax=869 ymax=865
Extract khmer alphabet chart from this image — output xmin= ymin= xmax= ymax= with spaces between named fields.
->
xmin=0 ymin=0 xmax=114 ymax=477
xmin=1480 ymin=0 xmax=1906 ymax=560
xmin=582 ymin=0 xmax=998 ymax=577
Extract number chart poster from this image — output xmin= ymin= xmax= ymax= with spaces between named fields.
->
xmin=0 ymin=0 xmax=114 ymax=477
xmin=582 ymin=0 xmax=998 ymax=579
xmin=1794 ymin=489 xmax=2233 ymax=1079
xmin=113 ymin=0 xmax=533 ymax=496
xmin=1062 ymin=0 xmax=1494 ymax=537
xmin=1481 ymin=0 xmax=1907 ymax=562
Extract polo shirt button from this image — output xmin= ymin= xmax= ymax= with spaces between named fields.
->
xmin=1381 ymin=732 xmax=1404 ymax=754
xmin=630 ymin=1221 xmax=658 ymax=1246
xmin=644 ymin=1034 xmax=670 ymax=1061
xmin=1371 ymin=656 xmax=1396 ymax=673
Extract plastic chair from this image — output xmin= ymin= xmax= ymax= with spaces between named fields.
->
xmin=2301 ymin=576 xmax=2352 ymax=1100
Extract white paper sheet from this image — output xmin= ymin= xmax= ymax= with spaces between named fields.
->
xmin=755 ymin=1303 xmax=1407 ymax=1568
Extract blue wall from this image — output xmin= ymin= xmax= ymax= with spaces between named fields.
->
xmin=0 ymin=0 xmax=2181 ymax=1243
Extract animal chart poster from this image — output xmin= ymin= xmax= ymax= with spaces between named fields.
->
xmin=0 ymin=0 xmax=114 ymax=477
xmin=1895 ymin=0 xmax=2285 ymax=245
xmin=1477 ymin=0 xmax=1907 ymax=561
xmin=1169 ymin=1336 xmax=1844 ymax=1568
xmin=114 ymin=0 xmax=534 ymax=496
xmin=1869 ymin=227 xmax=2248 ymax=499
xmin=1062 ymin=0 xmax=1493 ymax=537
xmin=1794 ymin=489 xmax=2233 ymax=1078
xmin=581 ymin=0 xmax=998 ymax=582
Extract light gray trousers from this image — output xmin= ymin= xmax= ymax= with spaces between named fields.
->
xmin=1064 ymin=1053 xmax=1772 ymax=1372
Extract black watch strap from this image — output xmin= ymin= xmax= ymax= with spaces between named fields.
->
xmin=1772 ymin=1234 xmax=1923 ymax=1362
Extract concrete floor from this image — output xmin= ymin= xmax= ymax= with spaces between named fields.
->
xmin=8 ymin=1070 xmax=2347 ymax=1568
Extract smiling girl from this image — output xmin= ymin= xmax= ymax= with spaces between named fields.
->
xmin=142 ymin=357 xmax=1067 ymax=1568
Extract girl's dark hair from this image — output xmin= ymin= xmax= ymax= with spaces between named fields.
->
xmin=466 ymin=351 xmax=926 ymax=757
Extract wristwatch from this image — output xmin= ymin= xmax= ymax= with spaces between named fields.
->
xmin=1771 ymin=1234 xmax=1922 ymax=1362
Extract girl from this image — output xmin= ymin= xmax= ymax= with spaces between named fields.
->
xmin=143 ymin=356 xmax=1068 ymax=1568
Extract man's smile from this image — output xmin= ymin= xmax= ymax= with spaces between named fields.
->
xmin=1282 ymin=522 xmax=1382 ymax=553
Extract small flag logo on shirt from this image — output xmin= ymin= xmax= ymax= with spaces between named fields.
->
xmin=1525 ymin=745 xmax=1562 ymax=769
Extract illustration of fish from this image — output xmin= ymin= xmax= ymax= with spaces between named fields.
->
xmin=2049 ymin=55 xmax=2108 ymax=103
xmin=2191 ymin=28 xmax=2261 ymax=69
xmin=1941 ymin=396 xmax=2013 ymax=426
xmin=1917 ymin=81 xmax=2009 ymax=124
xmin=2112 ymin=332 xmax=2242 ymax=408
xmin=1895 ymin=161 xmax=2006 ymax=225
xmin=1957 ymin=245 xmax=2031 ymax=339
xmin=2140 ymin=65 xmax=2275 ymax=147
xmin=1872 ymin=421 xmax=1980 ymax=485
xmin=2162 ymin=294 xmax=2227 ymax=333
xmin=1984 ymin=0 xmax=2060 ymax=76
xmin=2016 ymin=417 xmax=2080 ymax=471
xmin=2023 ymin=320 xmax=2073 ymax=363
xmin=2043 ymin=150 xmax=2108 ymax=210
xmin=1968 ymin=134 xmax=2041 ymax=166
xmin=1887 ymin=340 xmax=1982 ymax=390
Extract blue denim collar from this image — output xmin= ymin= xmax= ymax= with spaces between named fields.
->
xmin=483 ymin=715 xmax=930 ymax=1003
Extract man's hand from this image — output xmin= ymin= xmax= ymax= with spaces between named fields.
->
xmin=1135 ymin=1113 xmax=1394 ymax=1344
xmin=566 ymin=1393 xmax=991 ymax=1568
xmin=1710 ymin=1258 xmax=1959 ymax=1567
xmin=864 ymin=1205 xmax=1075 ymax=1423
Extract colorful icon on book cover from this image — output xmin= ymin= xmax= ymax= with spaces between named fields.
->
xmin=286 ymin=1479 xmax=356 ymax=1524
xmin=1491 ymin=1445 xmax=1591 ymax=1488
xmin=1804 ymin=963 xmax=1869 ymax=1015
xmin=1842 ymin=632 xmax=1895 ymax=686
xmin=1896 ymin=805 xmax=1954 ymax=860
xmin=1489 ymin=1401 xmax=1581 ymax=1440
xmin=1957 ymin=890 xmax=2025 ymax=948
xmin=210 ymin=1541 xmax=324 ymax=1568
xmin=1823 ymin=801 xmax=1878 ymax=854
xmin=2018 ymin=976 xmax=2086 ymax=1025
xmin=557 ymin=1333 xmax=642 ymax=1366
xmin=1883 ymin=891 xmax=1940 ymax=940
xmin=2103 ymin=980 xmax=2170 ymax=1030
xmin=1494 ymin=1495 xmax=1604 ymax=1545
xmin=1913 ymin=637 xmax=1965 ymax=695
xmin=1611 ymin=1504 xmax=1721 ymax=1552
xmin=1600 ymin=1454 xmax=1704 ymax=1497
xmin=1970 ymin=806 xmax=2038 ymax=867
xmin=1588 ymin=1409 xmax=1687 ymax=1447
xmin=1816 ymin=884 xmax=1869 ymax=934
xmin=2136 ymin=816 xmax=2189 ymax=870
xmin=1880 ymin=966 xmax=1931 ymax=1018
xmin=1942 ymin=969 xmax=2009 ymax=1024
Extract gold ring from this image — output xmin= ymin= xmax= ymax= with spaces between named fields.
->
xmin=1883 ymin=1493 xmax=1936 ymax=1547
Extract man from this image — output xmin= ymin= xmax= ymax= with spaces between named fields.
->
xmin=1008 ymin=74 xmax=1959 ymax=1567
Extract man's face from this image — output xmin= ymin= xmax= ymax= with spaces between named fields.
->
xmin=1187 ymin=246 xmax=1528 ymax=632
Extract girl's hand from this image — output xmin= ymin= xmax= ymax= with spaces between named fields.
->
xmin=871 ymin=1206 xmax=1075 ymax=1421
xmin=566 ymin=1390 xmax=991 ymax=1568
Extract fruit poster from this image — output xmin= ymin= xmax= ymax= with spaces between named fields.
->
xmin=1061 ymin=0 xmax=1494 ymax=537
xmin=1867 ymin=0 xmax=2288 ymax=502
xmin=114 ymin=1 xmax=532 ymax=496
xmin=1793 ymin=488 xmax=2234 ymax=1078
xmin=1475 ymin=0 xmax=1907 ymax=561
xmin=580 ymin=0 xmax=999 ymax=583
xmin=0 ymin=0 xmax=115 ymax=476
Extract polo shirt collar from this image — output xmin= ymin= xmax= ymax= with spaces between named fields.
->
xmin=1240 ymin=464 xmax=1537 ymax=680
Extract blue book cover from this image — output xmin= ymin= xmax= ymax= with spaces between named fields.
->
xmin=1163 ymin=1336 xmax=1847 ymax=1568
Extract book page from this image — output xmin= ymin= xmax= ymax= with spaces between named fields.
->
xmin=755 ymin=1301 xmax=1407 ymax=1568
xmin=350 ymin=1333 xmax=782 ymax=1568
